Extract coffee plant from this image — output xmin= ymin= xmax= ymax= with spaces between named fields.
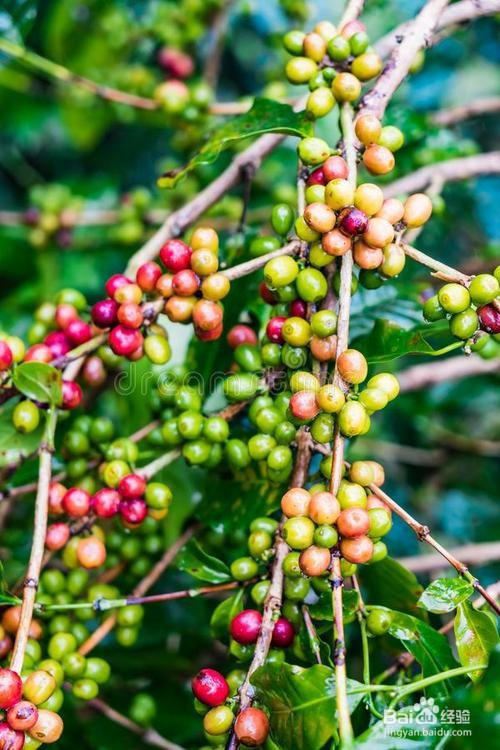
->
xmin=0 ymin=1 xmax=499 ymax=749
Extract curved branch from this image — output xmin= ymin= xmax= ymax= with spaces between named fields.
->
xmin=384 ymin=152 xmax=500 ymax=198
xmin=398 ymin=354 xmax=500 ymax=393
xmin=359 ymin=0 xmax=449 ymax=120
xmin=402 ymin=243 xmax=470 ymax=284
xmin=375 ymin=0 xmax=500 ymax=59
xmin=431 ymin=97 xmax=500 ymax=126
xmin=338 ymin=0 xmax=365 ymax=27
xmin=397 ymin=541 xmax=500 ymax=572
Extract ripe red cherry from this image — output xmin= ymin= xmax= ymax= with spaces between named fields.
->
xmin=120 ymin=498 xmax=148 ymax=525
xmin=323 ymin=155 xmax=349 ymax=181
xmin=478 ymin=304 xmax=500 ymax=334
xmin=266 ymin=316 xmax=287 ymax=344
xmin=117 ymin=303 xmax=144 ymax=329
xmin=195 ymin=323 xmax=223 ymax=341
xmin=66 ymin=319 xmax=92 ymax=346
xmin=339 ymin=207 xmax=369 ymax=236
xmin=337 ymin=508 xmax=370 ymax=538
xmin=259 ymin=282 xmax=278 ymax=305
xmin=55 ymin=303 xmax=78 ymax=330
xmin=230 ymin=610 xmax=263 ymax=645
xmin=82 ymin=355 xmax=107 ymax=387
xmin=48 ymin=482 xmax=67 ymax=515
xmin=306 ymin=167 xmax=326 ymax=186
xmin=234 ymin=707 xmax=269 ymax=747
xmin=227 ymin=324 xmax=258 ymax=349
xmin=159 ymin=239 xmax=192 ymax=272
xmin=61 ymin=380 xmax=82 ymax=410
xmin=118 ymin=474 xmax=146 ymax=499
xmin=7 ymin=700 xmax=38 ymax=731
xmin=92 ymin=488 xmax=121 ymax=518
xmin=157 ymin=47 xmax=194 ymax=78
xmin=44 ymin=331 xmax=71 ymax=359
xmin=290 ymin=391 xmax=320 ymax=421
xmin=108 ymin=325 xmax=143 ymax=357
xmin=45 ymin=522 xmax=70 ymax=551
xmin=272 ymin=617 xmax=295 ymax=648
xmin=62 ymin=487 xmax=91 ymax=517
xmin=289 ymin=299 xmax=308 ymax=318
xmin=0 ymin=342 xmax=13 ymax=372
xmin=191 ymin=669 xmax=229 ymax=707
xmin=0 ymin=723 xmax=24 ymax=750
xmin=136 ymin=261 xmax=162 ymax=292
xmin=24 ymin=344 xmax=52 ymax=363
xmin=91 ymin=299 xmax=119 ymax=328
xmin=0 ymin=637 xmax=12 ymax=660
xmin=0 ymin=669 xmax=22 ymax=709
xmin=172 ymin=269 xmax=200 ymax=297
xmin=105 ymin=274 xmax=132 ymax=298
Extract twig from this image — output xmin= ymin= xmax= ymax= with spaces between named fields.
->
xmin=9 ymin=408 xmax=57 ymax=673
xmin=397 ymin=541 xmax=500 ymax=572
xmin=338 ymin=0 xmax=365 ymax=27
xmin=203 ymin=0 xmax=233 ymax=88
xmin=352 ymin=438 xmax=443 ymax=466
xmin=331 ymin=554 xmax=354 ymax=747
xmin=302 ymin=606 xmax=322 ymax=664
xmin=376 ymin=0 xmax=500 ymax=59
xmin=431 ymin=97 xmax=500 ymax=126
xmin=86 ymin=696 xmax=185 ymax=750
xmin=365 ymin=480 xmax=500 ymax=615
xmin=431 ymin=427 xmax=500 ymax=457
xmin=221 ymin=239 xmax=303 ymax=281
xmin=402 ymin=242 xmax=470 ymax=284
xmin=397 ymin=355 xmax=500 ymax=393
xmin=385 ymin=152 xmax=500 ymax=198
xmin=78 ymin=525 xmax=198 ymax=656
xmin=352 ymin=576 xmax=383 ymax=720
xmin=359 ymin=0 xmax=451 ymax=121
xmin=137 ymin=450 xmax=180 ymax=481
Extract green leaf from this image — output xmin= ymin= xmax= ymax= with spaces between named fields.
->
xmin=157 ymin=98 xmax=313 ymax=188
xmin=0 ymin=592 xmax=22 ymax=605
xmin=0 ymin=1 xmax=38 ymax=41
xmin=360 ymin=557 xmax=426 ymax=619
xmin=12 ymin=362 xmax=62 ymax=405
xmin=252 ymin=663 xmax=364 ymax=750
xmin=418 ymin=577 xmax=473 ymax=614
xmin=175 ymin=538 xmax=231 ymax=584
xmin=308 ymin=588 xmax=359 ymax=622
xmin=210 ymin=589 xmax=244 ymax=640
xmin=354 ymin=319 xmax=462 ymax=363
xmin=454 ymin=600 xmax=499 ymax=681
xmin=196 ymin=474 xmax=283 ymax=533
xmin=354 ymin=708 xmax=452 ymax=749
xmin=0 ymin=400 xmax=45 ymax=469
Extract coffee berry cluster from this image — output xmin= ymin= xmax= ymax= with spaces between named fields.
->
xmin=0 ymin=666 xmax=63 ymax=748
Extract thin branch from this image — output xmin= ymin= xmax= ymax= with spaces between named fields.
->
xmin=352 ymin=576 xmax=383 ymax=720
xmin=221 ymin=239 xmax=304 ymax=281
xmin=385 ymin=152 xmax=500 ymax=199
xmin=397 ymin=355 xmax=500 ymax=393
xmin=78 ymin=525 xmax=198 ymax=656
xmin=359 ymin=0 xmax=451 ymax=121
xmin=402 ymin=242 xmax=470 ymax=284
xmin=302 ymin=606 xmax=322 ymax=664
xmin=365 ymin=479 xmax=500 ymax=615
xmin=375 ymin=0 xmax=500 ymax=59
xmin=397 ymin=541 xmax=500 ymax=572
xmin=431 ymin=97 xmax=500 ymax=126
xmin=203 ymin=0 xmax=233 ymax=88
xmin=137 ymin=450 xmax=180 ymax=481
xmin=86 ymin=696 xmax=185 ymax=750
xmin=338 ymin=0 xmax=365 ymax=27
xmin=9 ymin=408 xmax=57 ymax=673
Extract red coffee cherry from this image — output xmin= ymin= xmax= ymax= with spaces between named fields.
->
xmin=159 ymin=239 xmax=192 ymax=272
xmin=82 ymin=355 xmax=107 ymax=387
xmin=281 ymin=487 xmax=311 ymax=517
xmin=44 ymin=331 xmax=71 ymax=358
xmin=338 ymin=207 xmax=369 ymax=237
xmin=306 ymin=166 xmax=326 ymax=186
xmin=91 ymin=299 xmax=119 ymax=328
xmin=48 ymin=482 xmax=67 ymax=515
xmin=24 ymin=344 xmax=52 ymax=363
xmin=192 ymin=669 xmax=229 ymax=707
xmin=340 ymin=535 xmax=374 ymax=563
xmin=195 ymin=323 xmax=223 ymax=342
xmin=105 ymin=274 xmax=132 ymax=298
xmin=234 ymin=707 xmax=269 ymax=747
xmin=308 ymin=492 xmax=341 ymax=525
xmin=322 ymin=229 xmax=352 ymax=257
xmin=77 ymin=537 xmax=107 ymax=568
xmin=157 ymin=47 xmax=194 ymax=78
xmin=66 ymin=319 xmax=92 ymax=346
xmin=266 ymin=316 xmax=287 ymax=344
xmin=337 ymin=508 xmax=370 ymax=538
xmin=0 ymin=723 xmax=24 ymax=750
xmin=289 ymin=299 xmax=308 ymax=318
xmin=118 ymin=474 xmax=146 ymax=499
xmin=55 ymin=303 xmax=78 ymax=330
xmin=61 ymin=381 xmax=83 ymax=410
xmin=290 ymin=391 xmax=320 ymax=421
xmin=227 ymin=325 xmax=258 ymax=349
xmin=259 ymin=282 xmax=278 ymax=305
xmin=120 ymin=498 xmax=148 ymax=526
xmin=323 ymin=155 xmax=349 ymax=181
xmin=299 ymin=545 xmax=331 ymax=576
xmin=136 ymin=261 xmax=162 ymax=292
xmin=0 ymin=669 xmax=22 ymax=709
xmin=310 ymin=335 xmax=337 ymax=362
xmin=230 ymin=610 xmax=263 ymax=644
xmin=271 ymin=617 xmax=295 ymax=648
xmin=117 ymin=303 xmax=144 ymax=329
xmin=478 ymin=304 xmax=500 ymax=334
xmin=7 ymin=701 xmax=38 ymax=731
xmin=192 ymin=300 xmax=223 ymax=332
xmin=92 ymin=488 xmax=121 ymax=518
xmin=62 ymin=487 xmax=91 ymax=517
xmin=172 ymin=269 xmax=200 ymax=297
xmin=108 ymin=325 xmax=143 ymax=357
xmin=45 ymin=522 xmax=70 ymax=551
xmin=156 ymin=274 xmax=174 ymax=298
